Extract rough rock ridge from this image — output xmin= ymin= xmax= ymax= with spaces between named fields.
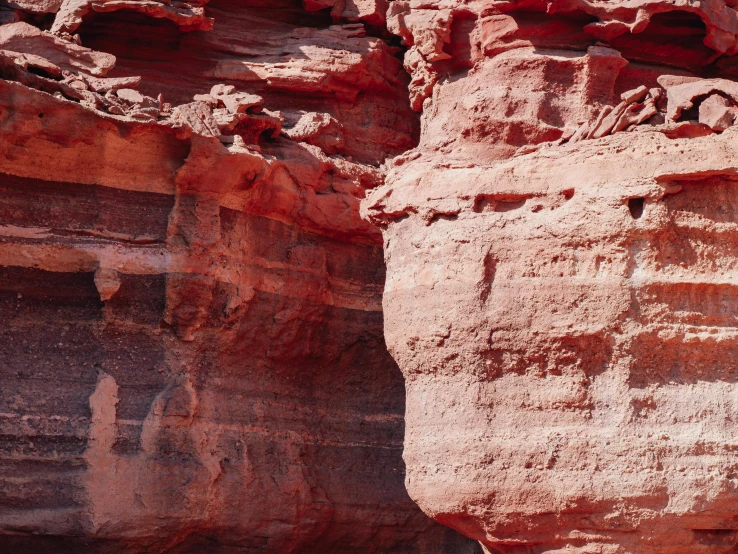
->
xmin=363 ymin=0 xmax=738 ymax=553
xmin=0 ymin=1 xmax=481 ymax=552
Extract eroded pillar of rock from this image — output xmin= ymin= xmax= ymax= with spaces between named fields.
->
xmin=365 ymin=1 xmax=738 ymax=552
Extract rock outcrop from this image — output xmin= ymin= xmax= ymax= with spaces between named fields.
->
xmin=364 ymin=0 xmax=738 ymax=552
xmin=10 ymin=0 xmax=738 ymax=551
xmin=0 ymin=2 xmax=480 ymax=552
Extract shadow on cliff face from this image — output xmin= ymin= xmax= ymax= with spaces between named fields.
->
xmin=607 ymin=11 xmax=712 ymax=73
xmin=0 ymin=172 xmax=479 ymax=553
xmin=0 ymin=0 xmax=484 ymax=550
xmin=76 ymin=1 xmax=419 ymax=163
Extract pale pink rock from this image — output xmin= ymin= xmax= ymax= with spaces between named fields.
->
xmin=209 ymin=84 xmax=263 ymax=114
xmin=620 ymin=84 xmax=649 ymax=103
xmin=93 ymin=267 xmax=121 ymax=301
xmin=699 ymin=93 xmax=737 ymax=130
xmin=362 ymin=1 xmax=738 ymax=552
xmin=283 ymin=111 xmax=345 ymax=154
xmin=365 ymin=127 xmax=738 ymax=553
xmin=81 ymin=73 xmax=140 ymax=92
xmin=168 ymin=101 xmax=221 ymax=137
xmin=3 ymin=0 xmax=62 ymax=13
xmin=303 ymin=0 xmax=389 ymax=25
xmin=664 ymin=78 xmax=738 ymax=120
xmin=0 ymin=48 xmax=62 ymax=77
xmin=50 ymin=0 xmax=213 ymax=35
xmin=0 ymin=21 xmax=114 ymax=76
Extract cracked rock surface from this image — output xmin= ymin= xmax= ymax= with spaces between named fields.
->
xmin=8 ymin=0 xmax=738 ymax=551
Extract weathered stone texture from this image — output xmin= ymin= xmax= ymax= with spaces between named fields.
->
xmin=0 ymin=1 xmax=479 ymax=552
xmin=10 ymin=0 xmax=738 ymax=551
xmin=364 ymin=0 xmax=738 ymax=552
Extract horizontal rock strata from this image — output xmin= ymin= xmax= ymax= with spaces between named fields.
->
xmin=0 ymin=1 xmax=479 ymax=552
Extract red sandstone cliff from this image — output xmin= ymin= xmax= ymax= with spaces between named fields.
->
xmin=363 ymin=0 xmax=738 ymax=552
xmin=0 ymin=1 xmax=480 ymax=552
xmin=8 ymin=0 xmax=738 ymax=552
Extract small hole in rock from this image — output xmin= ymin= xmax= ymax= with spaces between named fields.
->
xmin=27 ymin=66 xmax=54 ymax=78
xmin=495 ymin=199 xmax=526 ymax=212
xmin=628 ymin=197 xmax=645 ymax=219
xmin=429 ymin=212 xmax=458 ymax=224
xmin=38 ymin=113 xmax=44 ymax=118
xmin=473 ymin=196 xmax=493 ymax=213
xmin=259 ymin=129 xmax=278 ymax=143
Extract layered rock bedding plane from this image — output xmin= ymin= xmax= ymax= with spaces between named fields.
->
xmin=0 ymin=1 xmax=481 ymax=552
xmin=4 ymin=0 xmax=738 ymax=552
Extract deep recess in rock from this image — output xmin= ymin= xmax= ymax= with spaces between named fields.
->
xmin=0 ymin=0 xmax=480 ymax=552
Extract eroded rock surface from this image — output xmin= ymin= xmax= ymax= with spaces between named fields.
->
xmin=364 ymin=0 xmax=738 ymax=552
xmin=0 ymin=2 xmax=480 ymax=553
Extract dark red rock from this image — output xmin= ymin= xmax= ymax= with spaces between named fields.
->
xmin=0 ymin=2 xmax=478 ymax=553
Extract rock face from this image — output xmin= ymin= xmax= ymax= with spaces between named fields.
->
xmin=0 ymin=2 xmax=481 ymax=553
xmin=10 ymin=0 xmax=738 ymax=551
xmin=363 ymin=1 xmax=738 ymax=552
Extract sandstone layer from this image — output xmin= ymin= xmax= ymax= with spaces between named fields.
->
xmin=0 ymin=2 xmax=480 ymax=552
xmin=364 ymin=1 xmax=738 ymax=552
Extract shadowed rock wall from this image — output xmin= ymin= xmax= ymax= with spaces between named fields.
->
xmin=0 ymin=1 xmax=480 ymax=552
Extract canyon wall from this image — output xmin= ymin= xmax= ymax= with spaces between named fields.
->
xmin=0 ymin=1 xmax=480 ymax=552
xmin=7 ymin=0 xmax=738 ymax=551
xmin=364 ymin=1 xmax=738 ymax=553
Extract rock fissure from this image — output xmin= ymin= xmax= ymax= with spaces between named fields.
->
xmin=0 ymin=1 xmax=482 ymax=553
